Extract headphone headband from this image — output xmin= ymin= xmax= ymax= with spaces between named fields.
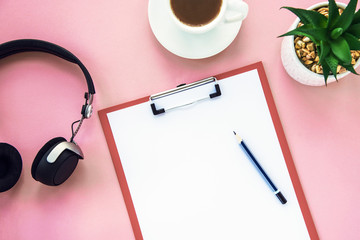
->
xmin=0 ymin=39 xmax=95 ymax=94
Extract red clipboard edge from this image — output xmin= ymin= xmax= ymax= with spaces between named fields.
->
xmin=98 ymin=61 xmax=319 ymax=240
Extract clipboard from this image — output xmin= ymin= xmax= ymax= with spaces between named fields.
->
xmin=98 ymin=62 xmax=319 ymax=240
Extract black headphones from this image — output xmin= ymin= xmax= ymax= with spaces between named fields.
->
xmin=0 ymin=39 xmax=95 ymax=192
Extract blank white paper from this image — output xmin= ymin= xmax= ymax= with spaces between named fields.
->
xmin=107 ymin=69 xmax=310 ymax=240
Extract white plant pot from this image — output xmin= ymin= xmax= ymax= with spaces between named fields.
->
xmin=281 ymin=2 xmax=360 ymax=86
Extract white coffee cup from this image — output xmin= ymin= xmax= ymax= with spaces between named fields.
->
xmin=168 ymin=0 xmax=248 ymax=34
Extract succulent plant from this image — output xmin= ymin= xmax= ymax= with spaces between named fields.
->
xmin=280 ymin=0 xmax=360 ymax=84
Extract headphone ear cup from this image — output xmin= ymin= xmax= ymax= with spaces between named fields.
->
xmin=32 ymin=137 xmax=82 ymax=186
xmin=32 ymin=137 xmax=65 ymax=180
xmin=0 ymin=143 xmax=22 ymax=192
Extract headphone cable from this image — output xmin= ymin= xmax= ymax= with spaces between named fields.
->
xmin=70 ymin=116 xmax=84 ymax=143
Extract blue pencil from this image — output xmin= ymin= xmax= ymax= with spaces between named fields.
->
xmin=233 ymin=131 xmax=287 ymax=204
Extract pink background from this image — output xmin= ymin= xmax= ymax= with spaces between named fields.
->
xmin=0 ymin=0 xmax=359 ymax=239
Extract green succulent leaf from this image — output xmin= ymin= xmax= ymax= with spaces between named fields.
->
xmin=342 ymin=63 xmax=359 ymax=74
xmin=325 ymin=54 xmax=339 ymax=79
xmin=343 ymin=33 xmax=360 ymax=50
xmin=321 ymin=61 xmax=331 ymax=85
xmin=333 ymin=0 xmax=358 ymax=31
xmin=327 ymin=0 xmax=340 ymax=28
xmin=329 ymin=37 xmax=352 ymax=64
xmin=331 ymin=28 xmax=344 ymax=39
xmin=279 ymin=25 xmax=327 ymax=44
xmin=353 ymin=9 xmax=360 ymax=24
xmin=347 ymin=23 xmax=360 ymax=38
xmin=282 ymin=7 xmax=328 ymax=27
xmin=319 ymin=41 xmax=331 ymax=64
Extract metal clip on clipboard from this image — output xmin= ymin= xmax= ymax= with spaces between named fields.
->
xmin=149 ymin=77 xmax=221 ymax=115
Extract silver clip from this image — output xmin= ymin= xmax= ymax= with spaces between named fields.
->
xmin=149 ymin=77 xmax=221 ymax=115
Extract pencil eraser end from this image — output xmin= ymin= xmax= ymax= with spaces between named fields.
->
xmin=276 ymin=192 xmax=287 ymax=204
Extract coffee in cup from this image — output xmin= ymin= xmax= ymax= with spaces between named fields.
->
xmin=170 ymin=0 xmax=223 ymax=27
xmin=168 ymin=0 xmax=248 ymax=34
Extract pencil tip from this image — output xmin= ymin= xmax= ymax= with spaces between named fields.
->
xmin=233 ymin=131 xmax=236 ymax=135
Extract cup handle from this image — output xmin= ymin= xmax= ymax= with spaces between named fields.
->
xmin=224 ymin=0 xmax=248 ymax=23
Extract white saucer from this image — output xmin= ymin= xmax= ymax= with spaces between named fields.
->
xmin=148 ymin=0 xmax=243 ymax=59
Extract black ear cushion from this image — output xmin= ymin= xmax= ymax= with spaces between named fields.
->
xmin=0 ymin=143 xmax=22 ymax=192
xmin=31 ymin=137 xmax=66 ymax=180
xmin=52 ymin=150 xmax=80 ymax=185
